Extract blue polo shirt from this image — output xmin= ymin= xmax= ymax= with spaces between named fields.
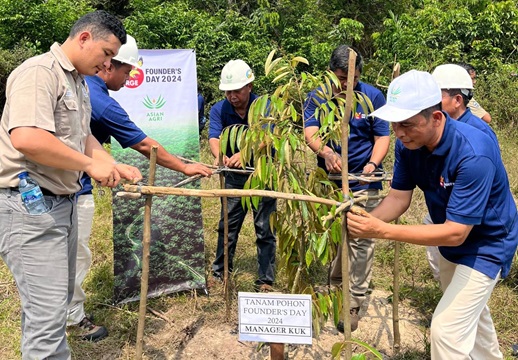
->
xmin=392 ymin=115 xmax=518 ymax=279
xmin=457 ymin=108 xmax=499 ymax=148
xmin=304 ymin=81 xmax=389 ymax=191
xmin=208 ymin=93 xmax=259 ymax=159
xmin=78 ymin=75 xmax=147 ymax=196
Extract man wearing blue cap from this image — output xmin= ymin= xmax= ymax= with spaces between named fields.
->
xmin=347 ymin=70 xmax=517 ymax=359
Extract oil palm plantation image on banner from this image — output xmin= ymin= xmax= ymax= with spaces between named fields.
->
xmin=110 ymin=49 xmax=204 ymax=304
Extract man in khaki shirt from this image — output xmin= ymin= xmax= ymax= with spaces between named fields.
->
xmin=0 ymin=11 xmax=141 ymax=360
xmin=458 ymin=62 xmax=492 ymax=124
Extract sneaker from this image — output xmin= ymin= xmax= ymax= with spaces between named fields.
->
xmin=76 ymin=316 xmax=108 ymax=342
xmin=337 ymin=307 xmax=360 ymax=333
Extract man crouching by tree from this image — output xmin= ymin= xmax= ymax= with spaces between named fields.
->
xmin=347 ymin=70 xmax=517 ymax=359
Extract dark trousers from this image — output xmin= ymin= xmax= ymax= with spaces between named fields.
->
xmin=212 ymin=173 xmax=277 ymax=284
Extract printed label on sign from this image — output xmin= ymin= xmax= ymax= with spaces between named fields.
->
xmin=238 ymin=292 xmax=312 ymax=345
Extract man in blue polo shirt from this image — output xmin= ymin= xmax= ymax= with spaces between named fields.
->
xmin=304 ymin=45 xmax=390 ymax=332
xmin=208 ymin=59 xmax=277 ymax=292
xmin=347 ymin=70 xmax=517 ymax=359
xmin=422 ymin=64 xmax=501 ymax=280
xmin=67 ymin=35 xmax=212 ymax=341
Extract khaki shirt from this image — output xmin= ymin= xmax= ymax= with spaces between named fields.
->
xmin=468 ymin=97 xmax=488 ymax=120
xmin=0 ymin=43 xmax=91 ymax=195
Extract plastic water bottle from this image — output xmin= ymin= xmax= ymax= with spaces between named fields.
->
xmin=18 ymin=172 xmax=49 ymax=214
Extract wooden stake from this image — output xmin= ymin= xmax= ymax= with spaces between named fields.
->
xmin=391 ymin=63 xmax=401 ymax=354
xmin=392 ymin=238 xmax=401 ymax=353
xmin=340 ymin=48 xmax=357 ymax=360
xmin=135 ymin=145 xmax=158 ymax=359
xmin=219 ymin=153 xmax=231 ymax=319
xmin=270 ymin=343 xmax=284 ymax=360
xmin=121 ymin=185 xmax=343 ymax=207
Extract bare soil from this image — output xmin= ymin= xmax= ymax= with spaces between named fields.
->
xmin=137 ymin=288 xmax=426 ymax=360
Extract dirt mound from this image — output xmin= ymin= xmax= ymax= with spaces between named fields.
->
xmin=142 ymin=289 xmax=426 ymax=359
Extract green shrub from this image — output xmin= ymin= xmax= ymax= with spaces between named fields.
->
xmin=0 ymin=45 xmax=37 ymax=111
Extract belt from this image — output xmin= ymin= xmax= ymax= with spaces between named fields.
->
xmin=1 ymin=187 xmax=76 ymax=199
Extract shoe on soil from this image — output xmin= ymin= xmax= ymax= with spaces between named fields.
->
xmin=337 ymin=307 xmax=360 ymax=333
xmin=254 ymin=282 xmax=274 ymax=293
xmin=76 ymin=316 xmax=108 ymax=342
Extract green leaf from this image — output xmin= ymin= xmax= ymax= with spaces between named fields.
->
xmin=274 ymin=65 xmax=289 ymax=74
xmin=351 ymin=354 xmax=367 ymax=360
xmin=293 ymin=56 xmax=309 ymax=65
xmin=264 ymin=49 xmax=276 ymax=76
xmin=305 ymin=250 xmax=313 ymax=267
xmin=220 ymin=128 xmax=229 ymax=156
xmin=349 ymin=340 xmax=383 ymax=359
xmin=261 ymin=155 xmax=267 ymax=182
xmin=316 ymin=231 xmax=328 ymax=257
xmin=273 ymin=71 xmax=290 ymax=83
xmin=290 ymin=104 xmax=298 ymax=122
xmin=331 ymin=342 xmax=345 ymax=359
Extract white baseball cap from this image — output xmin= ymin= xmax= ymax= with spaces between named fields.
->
xmin=369 ymin=70 xmax=442 ymax=122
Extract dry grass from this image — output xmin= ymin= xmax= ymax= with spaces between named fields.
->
xmin=0 ymin=129 xmax=517 ymax=359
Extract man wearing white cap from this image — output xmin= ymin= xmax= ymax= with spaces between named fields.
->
xmin=208 ymin=59 xmax=277 ymax=292
xmin=347 ymin=70 xmax=517 ymax=359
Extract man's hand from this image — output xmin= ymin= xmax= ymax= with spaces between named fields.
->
xmin=86 ymin=159 xmax=120 ymax=187
xmin=183 ymin=163 xmax=213 ymax=177
xmin=359 ymin=161 xmax=377 ymax=185
xmin=115 ymin=163 xmax=143 ymax=184
xmin=224 ymin=152 xmax=243 ymax=168
xmin=322 ymin=151 xmax=342 ymax=173
xmin=347 ymin=207 xmax=384 ymax=239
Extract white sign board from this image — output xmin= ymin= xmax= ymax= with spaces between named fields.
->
xmin=238 ymin=292 xmax=312 ymax=345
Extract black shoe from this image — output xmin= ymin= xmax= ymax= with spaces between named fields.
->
xmin=337 ymin=307 xmax=360 ymax=333
xmin=76 ymin=316 xmax=108 ymax=342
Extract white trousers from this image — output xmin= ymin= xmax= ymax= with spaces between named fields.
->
xmin=431 ymin=255 xmax=502 ymax=359
xmin=66 ymin=194 xmax=95 ymax=325
xmin=423 ymin=212 xmax=441 ymax=281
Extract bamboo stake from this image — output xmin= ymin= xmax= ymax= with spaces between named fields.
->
xmin=121 ymin=185 xmax=343 ymax=208
xmin=136 ymin=146 xmax=158 ymax=359
xmin=219 ymin=154 xmax=231 ymax=319
xmin=392 ymin=229 xmax=401 ymax=353
xmin=391 ymin=62 xmax=401 ymax=353
xmin=340 ymin=48 xmax=357 ymax=360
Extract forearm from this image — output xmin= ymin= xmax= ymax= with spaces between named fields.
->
xmin=209 ymin=138 xmax=221 ymax=159
xmin=11 ymin=127 xmax=93 ymax=172
xmin=370 ymin=189 xmax=411 ymax=222
xmin=376 ymin=221 xmax=471 ymax=246
xmin=369 ymin=136 xmax=390 ymax=166
xmin=85 ymin=135 xmax=115 ymax=163
xmin=305 ymin=127 xmax=335 ymax=157
xmin=481 ymin=112 xmax=491 ymax=124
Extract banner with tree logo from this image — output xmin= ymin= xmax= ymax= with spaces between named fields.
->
xmin=110 ymin=49 xmax=205 ymax=304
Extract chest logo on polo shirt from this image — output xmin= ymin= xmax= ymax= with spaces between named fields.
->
xmin=439 ymin=176 xmax=454 ymax=189
xmin=354 ymin=112 xmax=367 ymax=120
